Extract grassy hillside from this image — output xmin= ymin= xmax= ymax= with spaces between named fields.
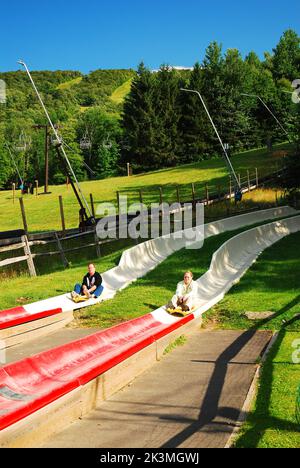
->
xmin=110 ymin=78 xmax=133 ymax=104
xmin=0 ymin=143 xmax=288 ymax=233
xmin=57 ymin=76 xmax=83 ymax=90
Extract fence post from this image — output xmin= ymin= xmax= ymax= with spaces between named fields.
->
xmin=90 ymin=193 xmax=96 ymax=219
xmin=22 ymin=234 xmax=36 ymax=277
xmin=247 ymin=170 xmax=251 ymax=192
xmin=139 ymin=189 xmax=143 ymax=205
xmin=94 ymin=229 xmax=101 ymax=258
xmin=66 ymin=177 xmax=69 ymax=190
xmin=159 ymin=187 xmax=163 ymax=205
xmin=176 ymin=186 xmax=180 ymax=204
xmin=19 ymin=198 xmax=28 ymax=234
xmin=54 ymin=232 xmax=69 ymax=268
xmin=59 ymin=195 xmax=66 ymax=236
xmin=12 ymin=183 xmax=15 ymax=205
xmin=205 ymin=184 xmax=209 ymax=205
xmin=229 ymin=177 xmax=233 ymax=200
xmin=116 ymin=191 xmax=120 ymax=214
xmin=191 ymin=183 xmax=196 ymax=206
xmin=35 ymin=180 xmax=39 ymax=197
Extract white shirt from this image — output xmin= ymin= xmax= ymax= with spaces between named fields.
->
xmin=175 ymin=280 xmax=198 ymax=300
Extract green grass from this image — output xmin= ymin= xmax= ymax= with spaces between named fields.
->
xmin=234 ymin=331 xmax=300 ymax=448
xmin=110 ymin=78 xmax=133 ymax=104
xmin=0 ymin=246 xmax=124 ymax=311
xmin=0 ymin=143 xmax=290 ymax=233
xmin=72 ymin=218 xmax=300 ymax=330
xmin=56 ymin=77 xmax=83 ymax=90
xmin=203 ymin=231 xmax=300 ymax=331
xmin=163 ymin=336 xmax=187 ymax=355
xmin=0 ymin=213 xmax=298 ymax=331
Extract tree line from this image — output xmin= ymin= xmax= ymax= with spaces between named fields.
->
xmin=122 ymin=29 xmax=300 ymax=171
xmin=0 ymin=29 xmax=299 ymax=190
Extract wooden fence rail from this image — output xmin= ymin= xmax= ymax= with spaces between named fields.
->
xmin=0 ymin=166 xmax=285 ymax=277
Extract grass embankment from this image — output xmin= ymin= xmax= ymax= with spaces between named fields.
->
xmin=0 ymin=143 xmax=290 ymax=233
xmin=234 ymin=331 xmax=300 ymax=448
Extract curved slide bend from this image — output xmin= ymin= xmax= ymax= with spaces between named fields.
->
xmin=10 ymin=206 xmax=296 ymax=322
xmin=0 ymin=214 xmax=299 ymax=432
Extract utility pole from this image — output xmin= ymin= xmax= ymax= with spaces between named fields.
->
xmin=33 ymin=124 xmax=51 ymax=194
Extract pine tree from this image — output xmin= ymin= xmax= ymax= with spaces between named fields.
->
xmin=272 ymin=30 xmax=300 ymax=81
xmin=178 ymin=62 xmax=211 ymax=162
xmin=201 ymin=42 xmax=226 ymax=155
xmin=122 ymin=63 xmax=156 ymax=169
xmin=151 ymin=66 xmax=181 ymax=167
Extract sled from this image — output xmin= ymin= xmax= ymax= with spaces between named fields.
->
xmin=165 ymin=306 xmax=195 ymax=317
xmin=71 ymin=294 xmax=89 ymax=304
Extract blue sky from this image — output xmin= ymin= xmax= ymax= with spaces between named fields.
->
xmin=1 ymin=0 xmax=299 ymax=73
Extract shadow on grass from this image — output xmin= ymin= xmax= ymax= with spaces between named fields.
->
xmin=234 ymin=327 xmax=299 ymax=448
xmin=160 ymin=295 xmax=300 ymax=449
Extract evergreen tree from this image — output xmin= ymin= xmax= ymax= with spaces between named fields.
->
xmin=201 ymin=41 xmax=226 ymax=154
xmin=122 ymin=63 xmax=156 ymax=169
xmin=178 ymin=62 xmax=211 ymax=161
xmin=221 ymin=49 xmax=250 ymax=151
xmin=151 ymin=66 xmax=181 ymax=167
xmin=78 ymin=108 xmax=121 ymax=178
xmin=272 ymin=29 xmax=300 ymax=81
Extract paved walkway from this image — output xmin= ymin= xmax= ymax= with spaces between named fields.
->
xmin=42 ymin=329 xmax=272 ymax=448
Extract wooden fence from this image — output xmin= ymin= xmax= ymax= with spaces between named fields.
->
xmin=0 ymin=166 xmax=286 ymax=277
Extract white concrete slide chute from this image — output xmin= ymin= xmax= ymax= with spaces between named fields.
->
xmin=191 ymin=215 xmax=300 ymax=318
xmin=19 ymin=206 xmax=297 ymax=316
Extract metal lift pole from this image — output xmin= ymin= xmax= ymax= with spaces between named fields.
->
xmin=241 ymin=93 xmax=293 ymax=144
xmin=181 ymin=89 xmax=242 ymax=196
xmin=18 ymin=60 xmax=94 ymax=221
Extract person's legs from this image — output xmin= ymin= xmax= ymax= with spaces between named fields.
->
xmin=93 ymin=284 xmax=104 ymax=298
xmin=74 ymin=284 xmax=82 ymax=295
xmin=182 ymin=297 xmax=193 ymax=311
xmin=166 ymin=295 xmax=178 ymax=309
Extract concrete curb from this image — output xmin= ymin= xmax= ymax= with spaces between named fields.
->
xmin=224 ymin=332 xmax=279 ymax=449
xmin=0 ymin=311 xmax=74 ymax=350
